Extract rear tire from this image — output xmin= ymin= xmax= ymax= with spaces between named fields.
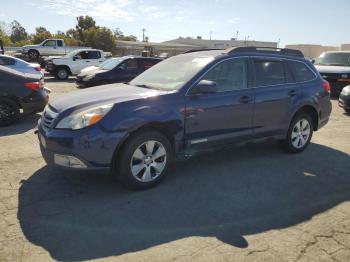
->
xmin=111 ymin=130 xmax=172 ymax=190
xmin=0 ymin=98 xmax=20 ymax=127
xmin=54 ymin=67 xmax=70 ymax=80
xmin=281 ymin=113 xmax=314 ymax=153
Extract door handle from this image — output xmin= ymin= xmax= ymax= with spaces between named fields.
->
xmin=85 ymin=61 xmax=91 ymax=63
xmin=239 ymin=96 xmax=252 ymax=104
xmin=288 ymin=90 xmax=297 ymax=97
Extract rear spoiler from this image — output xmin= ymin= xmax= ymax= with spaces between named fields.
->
xmin=0 ymin=39 xmax=4 ymax=55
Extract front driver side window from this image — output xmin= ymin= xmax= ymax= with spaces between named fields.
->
xmin=201 ymin=58 xmax=248 ymax=92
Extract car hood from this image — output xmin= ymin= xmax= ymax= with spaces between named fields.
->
xmin=50 ymin=83 xmax=170 ymax=113
xmin=80 ymin=65 xmax=100 ymax=74
xmin=315 ymin=65 xmax=350 ymax=74
xmin=78 ymin=68 xmax=108 ymax=77
xmin=22 ymin=44 xmax=40 ymax=49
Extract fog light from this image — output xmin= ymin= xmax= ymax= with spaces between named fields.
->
xmin=54 ymin=154 xmax=87 ymax=168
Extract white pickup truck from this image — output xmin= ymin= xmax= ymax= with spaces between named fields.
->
xmin=21 ymin=39 xmax=90 ymax=60
xmin=45 ymin=49 xmax=112 ymax=80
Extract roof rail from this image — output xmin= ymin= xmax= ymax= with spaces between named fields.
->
xmin=224 ymin=46 xmax=304 ymax=58
xmin=0 ymin=40 xmax=4 ymax=55
xmin=183 ymin=48 xmax=224 ymax=54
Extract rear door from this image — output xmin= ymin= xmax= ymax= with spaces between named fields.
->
xmin=252 ymin=57 xmax=299 ymax=138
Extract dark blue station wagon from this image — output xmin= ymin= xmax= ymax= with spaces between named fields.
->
xmin=37 ymin=47 xmax=332 ymax=189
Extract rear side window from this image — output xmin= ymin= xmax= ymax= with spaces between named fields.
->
xmin=0 ymin=57 xmax=16 ymax=65
xmin=57 ymin=40 xmax=64 ymax=47
xmin=141 ymin=59 xmax=159 ymax=70
xmin=288 ymin=61 xmax=315 ymax=82
xmin=254 ymin=59 xmax=285 ymax=86
xmin=86 ymin=51 xmax=101 ymax=59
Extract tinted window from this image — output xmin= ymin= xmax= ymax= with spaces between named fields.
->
xmin=57 ymin=40 xmax=64 ymax=47
xmin=254 ymin=59 xmax=285 ymax=86
xmin=0 ymin=57 xmax=15 ymax=65
xmin=120 ymin=59 xmax=138 ymax=70
xmin=43 ymin=40 xmax=56 ymax=47
xmin=77 ymin=51 xmax=100 ymax=59
xmin=141 ymin=59 xmax=159 ymax=70
xmin=201 ymin=58 xmax=247 ymax=91
xmin=288 ymin=61 xmax=315 ymax=82
xmin=86 ymin=51 xmax=101 ymax=59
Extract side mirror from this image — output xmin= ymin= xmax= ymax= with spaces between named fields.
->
xmin=311 ymin=59 xmax=315 ymax=64
xmin=191 ymin=80 xmax=218 ymax=94
xmin=73 ymin=56 xmax=80 ymax=61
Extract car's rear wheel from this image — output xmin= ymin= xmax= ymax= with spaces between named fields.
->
xmin=112 ymin=130 xmax=172 ymax=190
xmin=55 ymin=67 xmax=70 ymax=80
xmin=282 ymin=113 xmax=313 ymax=153
xmin=0 ymin=98 xmax=20 ymax=127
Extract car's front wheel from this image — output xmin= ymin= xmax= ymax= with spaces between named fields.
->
xmin=282 ymin=113 xmax=314 ymax=153
xmin=54 ymin=67 xmax=70 ymax=80
xmin=112 ymin=130 xmax=172 ymax=190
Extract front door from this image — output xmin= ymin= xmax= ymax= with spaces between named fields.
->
xmin=185 ymin=58 xmax=254 ymax=150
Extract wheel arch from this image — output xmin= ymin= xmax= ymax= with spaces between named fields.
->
xmin=291 ymin=105 xmax=319 ymax=131
xmin=55 ymin=65 xmax=72 ymax=75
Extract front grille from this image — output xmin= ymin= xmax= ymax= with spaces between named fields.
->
xmin=41 ymin=105 xmax=58 ymax=130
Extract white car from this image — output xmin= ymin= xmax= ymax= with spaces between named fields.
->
xmin=45 ymin=49 xmax=112 ymax=80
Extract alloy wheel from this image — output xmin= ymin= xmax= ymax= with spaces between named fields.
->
xmin=130 ymin=140 xmax=167 ymax=182
xmin=291 ymin=119 xmax=311 ymax=149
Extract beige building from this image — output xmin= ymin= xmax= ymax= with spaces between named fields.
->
xmin=341 ymin=44 xmax=350 ymax=51
xmin=285 ymin=44 xmax=339 ymax=58
xmin=163 ymin=37 xmax=277 ymax=49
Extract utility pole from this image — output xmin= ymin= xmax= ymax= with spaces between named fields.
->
xmin=209 ymin=31 xmax=212 ymax=40
xmin=141 ymin=28 xmax=146 ymax=42
xmin=236 ymin=30 xmax=239 ymax=40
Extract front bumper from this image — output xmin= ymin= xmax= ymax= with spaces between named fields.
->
xmin=37 ymin=120 xmax=128 ymax=170
xmin=20 ymin=89 xmax=49 ymax=113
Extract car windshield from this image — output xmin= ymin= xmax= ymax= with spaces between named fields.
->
xmin=315 ymin=52 xmax=350 ymax=67
xmin=130 ymin=55 xmax=215 ymax=90
xmin=99 ymin=58 xmax=124 ymax=70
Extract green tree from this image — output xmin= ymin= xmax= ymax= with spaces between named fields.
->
xmin=32 ymin=26 xmax=52 ymax=44
xmin=10 ymin=20 xmax=28 ymax=43
xmin=53 ymin=32 xmax=79 ymax=46
xmin=83 ymin=26 xmax=115 ymax=52
xmin=114 ymin=27 xmax=137 ymax=42
xmin=0 ymin=22 xmax=12 ymax=46
xmin=76 ymin=16 xmax=96 ymax=42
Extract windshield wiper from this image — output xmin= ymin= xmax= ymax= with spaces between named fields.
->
xmin=134 ymin=84 xmax=155 ymax=89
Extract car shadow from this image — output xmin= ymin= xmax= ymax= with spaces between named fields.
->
xmin=44 ymin=77 xmax=76 ymax=83
xmin=17 ymin=142 xmax=350 ymax=261
xmin=0 ymin=113 xmax=40 ymax=137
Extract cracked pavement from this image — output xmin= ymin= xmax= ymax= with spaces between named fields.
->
xmin=1 ymin=78 xmax=350 ymax=262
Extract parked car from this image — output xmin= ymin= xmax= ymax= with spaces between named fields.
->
xmin=37 ymin=47 xmax=331 ymax=189
xmin=45 ymin=49 xmax=111 ymax=80
xmin=314 ymin=51 xmax=350 ymax=95
xmin=339 ymin=85 xmax=350 ymax=113
xmin=0 ymin=65 xmax=48 ymax=126
xmin=76 ymin=56 xmax=162 ymax=88
xmin=21 ymin=39 xmax=90 ymax=61
xmin=0 ymin=55 xmax=43 ymax=78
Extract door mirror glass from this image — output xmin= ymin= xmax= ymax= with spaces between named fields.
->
xmin=192 ymin=80 xmax=218 ymax=94
xmin=311 ymin=59 xmax=315 ymax=64
xmin=73 ymin=55 xmax=81 ymax=61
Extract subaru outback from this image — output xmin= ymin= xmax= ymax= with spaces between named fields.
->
xmin=37 ymin=47 xmax=332 ymax=189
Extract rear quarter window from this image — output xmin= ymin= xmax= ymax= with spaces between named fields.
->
xmin=0 ymin=57 xmax=16 ymax=66
xmin=254 ymin=59 xmax=285 ymax=86
xmin=288 ymin=61 xmax=315 ymax=82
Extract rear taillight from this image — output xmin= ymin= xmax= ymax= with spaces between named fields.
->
xmin=25 ymin=81 xmax=43 ymax=91
xmin=323 ymin=80 xmax=331 ymax=94
xmin=35 ymin=66 xmax=41 ymax=72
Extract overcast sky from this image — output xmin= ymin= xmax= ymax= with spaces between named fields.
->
xmin=1 ymin=0 xmax=349 ymax=47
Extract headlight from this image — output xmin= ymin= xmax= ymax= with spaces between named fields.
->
xmin=55 ymin=104 xmax=113 ymax=130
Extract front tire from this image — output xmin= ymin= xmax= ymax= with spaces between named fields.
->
xmin=0 ymin=98 xmax=20 ymax=127
xmin=112 ymin=130 xmax=172 ymax=190
xmin=282 ymin=113 xmax=314 ymax=153
xmin=54 ymin=67 xmax=70 ymax=80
